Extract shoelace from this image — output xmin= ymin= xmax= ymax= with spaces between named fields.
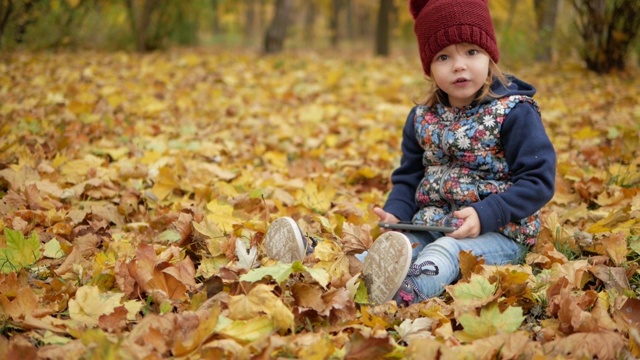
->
xmin=404 ymin=260 xmax=439 ymax=302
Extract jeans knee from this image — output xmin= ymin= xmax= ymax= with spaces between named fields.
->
xmin=423 ymin=237 xmax=460 ymax=262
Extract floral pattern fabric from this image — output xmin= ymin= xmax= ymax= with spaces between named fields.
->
xmin=411 ymin=95 xmax=541 ymax=245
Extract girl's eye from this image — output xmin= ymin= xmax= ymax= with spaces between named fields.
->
xmin=436 ymin=54 xmax=448 ymax=61
xmin=468 ymin=49 xmax=479 ymax=56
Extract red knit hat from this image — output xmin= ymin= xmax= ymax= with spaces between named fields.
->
xmin=410 ymin=0 xmax=499 ymax=76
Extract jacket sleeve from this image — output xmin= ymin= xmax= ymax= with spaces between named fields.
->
xmin=470 ymin=102 xmax=556 ymax=234
xmin=382 ymin=107 xmax=425 ymax=221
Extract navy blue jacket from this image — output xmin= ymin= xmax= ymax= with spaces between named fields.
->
xmin=383 ymin=76 xmax=556 ymax=237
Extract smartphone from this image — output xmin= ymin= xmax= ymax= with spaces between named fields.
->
xmin=379 ymin=222 xmax=456 ymax=233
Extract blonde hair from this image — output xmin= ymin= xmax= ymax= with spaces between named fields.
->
xmin=417 ymin=59 xmax=509 ymax=107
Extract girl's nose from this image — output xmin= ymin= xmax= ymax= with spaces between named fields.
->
xmin=453 ymin=57 xmax=466 ymax=71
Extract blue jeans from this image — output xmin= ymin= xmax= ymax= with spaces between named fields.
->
xmin=358 ymin=231 xmax=523 ymax=302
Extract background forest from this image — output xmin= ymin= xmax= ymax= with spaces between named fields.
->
xmin=1 ymin=0 xmax=640 ymax=71
xmin=2 ymin=0 xmax=640 ymax=359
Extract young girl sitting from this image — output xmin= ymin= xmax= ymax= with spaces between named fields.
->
xmin=264 ymin=0 xmax=556 ymax=306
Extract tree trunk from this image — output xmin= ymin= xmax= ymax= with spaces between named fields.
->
xmin=329 ymin=0 xmax=342 ymax=47
xmin=345 ymin=0 xmax=354 ymax=41
xmin=264 ymin=0 xmax=292 ymax=54
xmin=303 ymin=1 xmax=317 ymax=43
xmin=0 ymin=0 xmax=13 ymax=48
xmin=126 ymin=0 xmax=159 ymax=52
xmin=572 ymin=0 xmax=640 ymax=73
xmin=14 ymin=0 xmax=36 ymax=44
xmin=375 ymin=0 xmax=393 ymax=56
xmin=211 ymin=0 xmax=220 ymax=35
xmin=356 ymin=5 xmax=372 ymax=40
xmin=244 ymin=0 xmax=256 ymax=43
xmin=533 ymin=0 xmax=560 ymax=61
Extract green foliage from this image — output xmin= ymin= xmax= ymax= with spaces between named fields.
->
xmin=0 ymin=228 xmax=42 ymax=274
xmin=456 ymin=303 xmax=525 ymax=342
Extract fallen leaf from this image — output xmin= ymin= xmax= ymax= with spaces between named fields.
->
xmin=447 ymin=274 xmax=498 ymax=311
xmin=68 ymin=285 xmax=124 ymax=327
xmin=0 ymin=228 xmax=42 ymax=273
xmin=456 ymin=303 xmax=525 ymax=342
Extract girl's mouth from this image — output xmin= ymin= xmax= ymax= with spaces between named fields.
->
xmin=454 ymin=77 xmax=469 ymax=84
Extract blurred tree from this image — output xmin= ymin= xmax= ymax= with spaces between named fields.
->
xmin=245 ymin=0 xmax=256 ymax=41
xmin=125 ymin=0 xmax=194 ymax=51
xmin=533 ymin=0 xmax=560 ymax=61
xmin=125 ymin=0 xmax=158 ymax=51
xmin=303 ymin=1 xmax=318 ymax=43
xmin=375 ymin=0 xmax=393 ymax=56
xmin=572 ymin=0 xmax=640 ymax=73
xmin=211 ymin=0 xmax=221 ymax=35
xmin=0 ymin=0 xmax=13 ymax=47
xmin=345 ymin=0 xmax=353 ymax=41
xmin=264 ymin=0 xmax=292 ymax=53
xmin=51 ymin=0 xmax=93 ymax=47
xmin=355 ymin=2 xmax=373 ymax=41
xmin=330 ymin=0 xmax=343 ymax=47
xmin=12 ymin=0 xmax=39 ymax=44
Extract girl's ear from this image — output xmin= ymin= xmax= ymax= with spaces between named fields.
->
xmin=409 ymin=0 xmax=430 ymax=20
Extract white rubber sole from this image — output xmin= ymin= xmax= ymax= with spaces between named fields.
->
xmin=362 ymin=231 xmax=412 ymax=305
xmin=263 ymin=217 xmax=306 ymax=263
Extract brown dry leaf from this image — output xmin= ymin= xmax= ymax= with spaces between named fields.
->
xmin=0 ymin=286 xmax=39 ymax=320
xmin=589 ymin=265 xmax=630 ymax=293
xmin=542 ymin=331 xmax=625 ymax=360
xmin=600 ymin=232 xmax=629 ymax=266
xmin=549 ymin=259 xmax=592 ymax=289
xmin=98 ymin=305 xmax=129 ymax=333
xmin=172 ymin=305 xmax=221 ymax=357
xmin=459 ymin=250 xmax=485 ymax=281
xmin=292 ymin=282 xmax=327 ymax=313
xmin=127 ymin=242 xmax=195 ymax=301
xmin=617 ymin=297 xmax=640 ymax=327
xmin=343 ymin=331 xmax=394 ymax=360
xmin=340 ymin=222 xmax=373 ymax=254
xmin=320 ymin=287 xmax=357 ymax=324
xmin=4 ymin=334 xmax=38 ymax=360
xmin=55 ymin=233 xmax=101 ymax=276
xmin=547 ymin=279 xmax=602 ymax=334
xmin=125 ymin=313 xmax=178 ymax=356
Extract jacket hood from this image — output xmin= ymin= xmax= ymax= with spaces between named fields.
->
xmin=485 ymin=75 xmax=536 ymax=101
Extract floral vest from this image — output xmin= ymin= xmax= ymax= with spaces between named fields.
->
xmin=411 ymin=95 xmax=541 ymax=245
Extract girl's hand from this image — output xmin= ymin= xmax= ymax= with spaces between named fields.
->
xmin=449 ymin=208 xmax=481 ymax=239
xmin=373 ymin=207 xmax=399 ymax=229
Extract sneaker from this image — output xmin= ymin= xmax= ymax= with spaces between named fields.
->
xmin=392 ymin=280 xmax=418 ymax=306
xmin=263 ymin=217 xmax=306 ymax=263
xmin=392 ymin=260 xmax=440 ymax=305
xmin=362 ymin=231 xmax=412 ymax=305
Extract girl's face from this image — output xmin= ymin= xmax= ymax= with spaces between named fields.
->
xmin=430 ymin=43 xmax=491 ymax=108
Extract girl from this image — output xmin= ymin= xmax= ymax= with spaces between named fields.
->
xmin=264 ymin=0 xmax=556 ymax=306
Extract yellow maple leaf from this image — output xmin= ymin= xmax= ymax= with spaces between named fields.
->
xmin=298 ymin=182 xmax=336 ymax=213
xmin=150 ymin=166 xmax=179 ymax=201
xmin=313 ymin=240 xmax=350 ymax=281
xmin=173 ymin=305 xmax=221 ymax=357
xmin=206 ymin=201 xmax=239 ymax=233
xmin=68 ymin=285 xmax=124 ymax=327
xmin=216 ymin=315 xmax=275 ymax=344
xmin=227 ymin=284 xmax=294 ymax=332
xmin=455 ymin=303 xmax=524 ymax=342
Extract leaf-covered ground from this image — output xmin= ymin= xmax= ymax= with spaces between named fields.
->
xmin=1 ymin=49 xmax=639 ymax=359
